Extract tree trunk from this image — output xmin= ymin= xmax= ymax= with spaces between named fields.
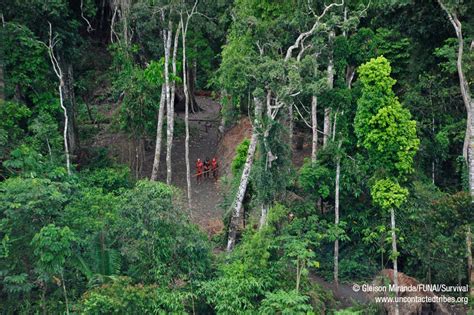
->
xmin=227 ymin=97 xmax=262 ymax=251
xmin=391 ymin=208 xmax=399 ymax=315
xmin=187 ymin=63 xmax=198 ymax=112
xmin=151 ymin=86 xmax=166 ymax=180
xmin=259 ymin=204 xmax=269 ymax=230
xmin=332 ymin=110 xmax=338 ymax=141
xmin=323 ymin=109 xmax=331 ymax=147
xmin=61 ymin=271 xmax=69 ymax=315
xmin=0 ymin=59 xmax=4 ymax=102
xmin=163 ymin=22 xmax=173 ymax=184
xmin=438 ymin=4 xmax=474 ymax=292
xmin=165 ymin=22 xmax=181 ymax=184
xmin=181 ymin=16 xmax=192 ymax=209
xmin=334 ymin=139 xmax=342 ymax=289
xmin=58 ymin=80 xmax=71 ymax=175
xmin=432 ymin=114 xmax=436 ymax=185
xmin=311 ymin=96 xmax=318 ymax=163
xmin=323 ymin=30 xmax=335 ymax=148
xmin=63 ymin=64 xmax=79 ymax=155
xmin=288 ymin=102 xmax=293 ymax=152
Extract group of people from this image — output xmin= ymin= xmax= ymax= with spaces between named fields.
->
xmin=196 ymin=157 xmax=219 ymax=183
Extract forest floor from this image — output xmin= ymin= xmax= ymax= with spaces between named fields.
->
xmin=143 ymin=96 xmax=226 ymax=235
xmin=91 ymin=95 xmax=244 ymax=236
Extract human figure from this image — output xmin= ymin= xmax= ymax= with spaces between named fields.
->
xmin=211 ymin=157 xmax=219 ymax=181
xmin=196 ymin=158 xmax=203 ymax=184
xmin=203 ymin=157 xmax=210 ymax=179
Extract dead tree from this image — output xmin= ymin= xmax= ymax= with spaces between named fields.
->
xmin=45 ymin=22 xmax=71 ymax=176
xmin=227 ymin=97 xmax=262 ymax=251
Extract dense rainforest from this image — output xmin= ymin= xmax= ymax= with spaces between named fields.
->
xmin=0 ymin=0 xmax=473 ymax=314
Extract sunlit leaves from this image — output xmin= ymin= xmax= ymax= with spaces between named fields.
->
xmin=371 ymin=178 xmax=408 ymax=210
xmin=355 ymin=56 xmax=419 ymax=178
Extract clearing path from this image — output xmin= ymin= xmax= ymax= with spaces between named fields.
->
xmin=143 ymin=96 xmax=225 ymax=235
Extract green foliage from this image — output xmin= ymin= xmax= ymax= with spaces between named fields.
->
xmin=371 ymin=178 xmax=408 ymax=210
xmin=109 ymin=45 xmax=160 ymax=137
xmin=32 ymin=224 xmax=75 ymax=276
xmin=355 ymin=56 xmax=419 ymax=178
xmin=79 ymin=167 xmax=132 ymax=192
xmin=79 ymin=277 xmax=187 ymax=314
xmin=1 ymin=0 xmax=472 ymax=312
xmin=200 ymin=261 xmax=265 ymax=314
xmin=0 ymin=177 xmax=69 ymax=312
xmin=115 ymin=180 xmax=211 ymax=284
xmin=402 ymin=183 xmax=473 ymax=284
xmin=1 ymin=23 xmax=50 ymax=99
xmin=0 ymin=101 xmax=31 ymax=159
xmin=231 ymin=138 xmax=250 ymax=176
xmin=201 ymin=203 xmax=331 ymax=313
xmin=259 ymin=289 xmax=314 ymax=314
xmin=299 ymin=159 xmax=333 ymax=199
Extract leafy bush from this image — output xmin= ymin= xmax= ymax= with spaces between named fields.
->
xmin=231 ymin=138 xmax=250 ymax=176
xmin=79 ymin=277 xmax=188 ymax=314
xmin=114 ymin=181 xmax=211 ymax=284
xmin=259 ymin=289 xmax=314 ymax=314
xmin=79 ymin=166 xmax=132 ymax=192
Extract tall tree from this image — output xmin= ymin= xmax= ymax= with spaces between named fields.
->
xmin=181 ymin=0 xmax=199 ymax=209
xmin=162 ymin=19 xmax=173 ymax=184
xmin=355 ymin=56 xmax=419 ymax=315
xmin=437 ymin=0 xmax=474 ymax=297
xmin=44 ymin=23 xmax=71 ymax=175
xmin=150 ymin=81 xmax=166 ymax=181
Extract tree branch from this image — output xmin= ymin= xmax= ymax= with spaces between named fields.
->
xmin=285 ymin=1 xmax=343 ymax=61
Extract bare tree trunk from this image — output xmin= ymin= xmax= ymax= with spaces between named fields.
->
xmin=259 ymin=204 xmax=269 ymax=229
xmin=59 ymin=84 xmax=71 ymax=175
xmin=391 ymin=208 xmax=399 ymax=315
xmin=45 ymin=23 xmax=71 ymax=175
xmin=64 ymin=64 xmax=79 ymax=155
xmin=311 ymin=96 xmax=318 ymax=163
xmin=323 ymin=30 xmax=335 ymax=148
xmin=332 ymin=110 xmax=338 ymax=141
xmin=0 ymin=58 xmax=4 ymax=102
xmin=120 ymin=0 xmax=131 ymax=45
xmin=168 ymin=25 xmax=180 ymax=182
xmin=181 ymin=15 xmax=192 ymax=209
xmin=334 ymin=139 xmax=342 ymax=289
xmin=165 ymin=22 xmax=181 ymax=185
xmin=163 ymin=22 xmax=173 ymax=184
xmin=227 ymin=97 xmax=262 ymax=251
xmin=187 ymin=65 xmax=198 ymax=113
xmin=61 ymin=271 xmax=69 ymax=315
xmin=288 ymin=102 xmax=293 ymax=152
xmin=151 ymin=86 xmax=166 ymax=180
xmin=438 ymin=1 xmax=474 ymax=191
xmin=438 ymin=5 xmax=474 ymax=294
xmin=323 ymin=108 xmax=331 ymax=147
xmin=432 ymin=114 xmax=436 ymax=185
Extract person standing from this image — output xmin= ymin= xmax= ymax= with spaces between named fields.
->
xmin=196 ymin=158 xmax=203 ymax=184
xmin=204 ymin=157 xmax=211 ymax=179
xmin=211 ymin=157 xmax=219 ymax=181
